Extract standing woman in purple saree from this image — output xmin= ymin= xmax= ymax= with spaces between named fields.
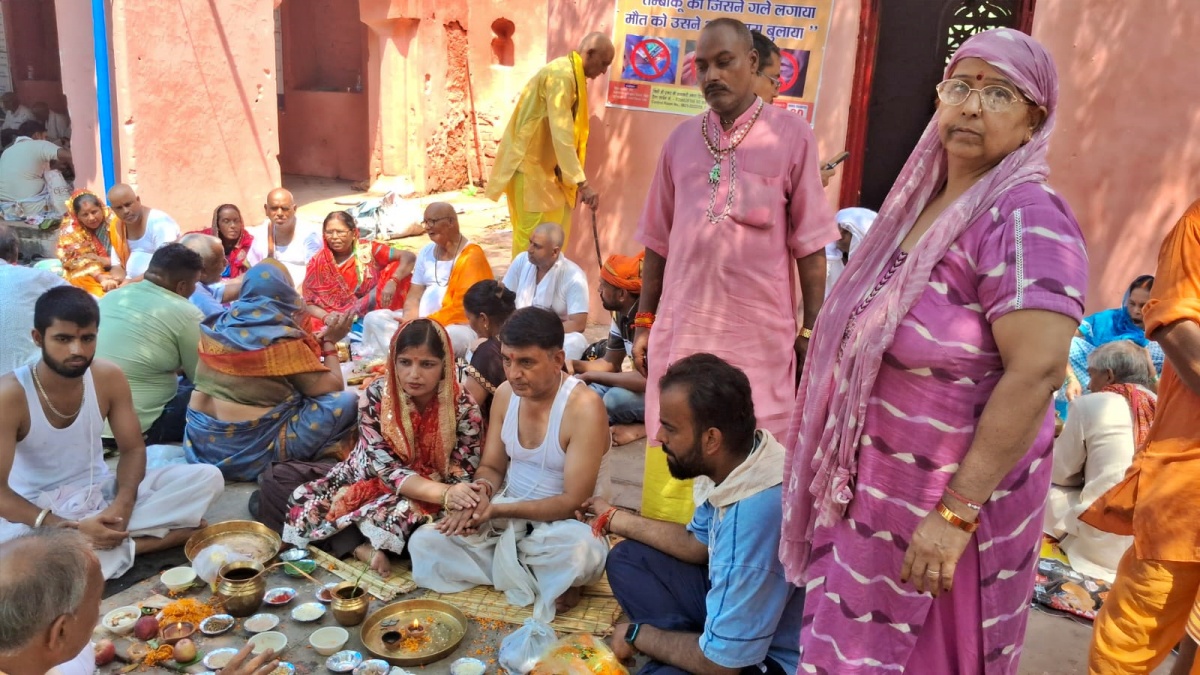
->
xmin=781 ymin=29 xmax=1089 ymax=674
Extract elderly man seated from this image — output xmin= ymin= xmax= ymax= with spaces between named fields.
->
xmin=411 ymin=307 xmax=609 ymax=621
xmin=180 ymin=232 xmax=242 ymax=320
xmin=0 ymin=224 xmax=65 ymax=377
xmin=584 ymin=353 xmax=804 ymax=674
xmin=0 ymin=93 xmax=32 ymax=131
xmin=403 ymin=202 xmax=494 ymax=357
xmin=96 ymin=244 xmax=205 ymax=445
xmin=106 ymin=184 xmax=180 ymax=280
xmin=502 ymin=222 xmax=590 ymax=360
xmin=1045 ymin=340 xmax=1158 ymax=582
xmin=0 ymin=120 xmax=71 ymax=224
xmin=572 ymin=252 xmax=647 ymax=444
xmin=0 ymin=287 xmax=224 ymax=579
xmin=248 ymin=188 xmax=322 ymax=289
xmin=0 ymin=529 xmax=282 ymax=675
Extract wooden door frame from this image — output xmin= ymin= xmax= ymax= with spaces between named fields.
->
xmin=837 ymin=0 xmax=1037 ymax=208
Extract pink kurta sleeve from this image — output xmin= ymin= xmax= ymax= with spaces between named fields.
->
xmin=976 ymin=188 xmax=1088 ymax=324
xmin=636 ymin=133 xmax=676 ymax=258
xmin=786 ymin=122 xmax=838 ymax=259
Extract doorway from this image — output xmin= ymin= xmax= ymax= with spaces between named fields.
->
xmin=276 ymin=0 xmax=370 ymax=183
xmin=840 ymin=0 xmax=1035 ymax=210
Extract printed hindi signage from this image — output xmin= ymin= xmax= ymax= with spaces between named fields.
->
xmin=607 ymin=0 xmax=835 ymax=121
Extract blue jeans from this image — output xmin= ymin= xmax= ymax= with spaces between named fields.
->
xmin=588 ymin=383 xmax=645 ymax=425
xmin=607 ymin=540 xmax=787 ymax=675
xmin=144 ymin=376 xmax=194 ymax=445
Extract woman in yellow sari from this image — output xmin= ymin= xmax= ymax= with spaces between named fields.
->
xmin=55 ymin=189 xmax=129 ymax=297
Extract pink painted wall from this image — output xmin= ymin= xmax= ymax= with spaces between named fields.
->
xmin=548 ymin=0 xmax=857 ymax=321
xmin=1031 ymin=0 xmax=1200 ymax=312
xmin=52 ymin=0 xmax=102 ymax=194
xmin=109 ymin=0 xmax=280 ymax=231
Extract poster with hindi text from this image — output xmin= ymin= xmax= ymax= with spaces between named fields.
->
xmin=607 ymin=0 xmax=834 ymax=121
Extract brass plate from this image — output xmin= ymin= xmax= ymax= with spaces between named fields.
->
xmin=360 ymin=599 xmax=468 ymax=666
xmin=184 ymin=521 xmax=282 ymax=564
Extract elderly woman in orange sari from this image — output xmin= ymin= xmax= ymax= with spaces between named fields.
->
xmin=303 ymin=211 xmax=416 ymax=333
xmin=212 ymin=203 xmax=259 ymax=279
xmin=55 ymin=189 xmax=129 ymax=297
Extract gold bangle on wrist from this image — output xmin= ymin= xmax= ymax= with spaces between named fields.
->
xmin=935 ymin=500 xmax=978 ymax=533
xmin=798 ymin=327 xmax=813 ymax=340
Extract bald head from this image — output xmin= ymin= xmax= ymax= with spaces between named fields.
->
xmin=423 ymin=201 xmax=457 ymax=224
xmin=265 ymin=188 xmax=297 ymax=230
xmin=527 ymin=222 xmax=565 ymax=270
xmin=0 ymin=529 xmax=101 ymax=661
xmin=107 ymin=184 xmax=145 ymax=226
xmin=578 ymin=33 xmax=615 ymax=79
xmin=422 ymin=202 xmax=460 ymax=250
xmin=180 ymin=232 xmax=226 ymax=284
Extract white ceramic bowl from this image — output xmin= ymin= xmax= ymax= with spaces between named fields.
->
xmin=308 ymin=626 xmax=350 ymax=656
xmin=161 ymin=566 xmax=197 ymax=592
xmin=102 ymin=606 xmax=141 ymax=635
xmin=248 ymin=630 xmax=288 ymax=654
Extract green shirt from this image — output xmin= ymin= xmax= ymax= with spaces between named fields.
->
xmin=97 ymin=281 xmax=203 ymax=432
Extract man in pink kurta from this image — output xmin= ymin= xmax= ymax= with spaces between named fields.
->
xmin=633 ymin=18 xmax=837 ymax=523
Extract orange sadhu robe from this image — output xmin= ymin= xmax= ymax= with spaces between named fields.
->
xmin=1081 ymin=199 xmax=1200 ymax=563
xmin=428 ymin=243 xmax=493 ymax=328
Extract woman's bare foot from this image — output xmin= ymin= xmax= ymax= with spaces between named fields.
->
xmin=611 ymin=424 xmax=647 ymax=446
xmin=555 ymin=586 xmax=583 ymax=614
xmin=353 ymin=543 xmax=391 ymax=577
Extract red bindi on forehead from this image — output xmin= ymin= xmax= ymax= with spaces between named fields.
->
xmin=976 ymin=73 xmax=984 ymax=81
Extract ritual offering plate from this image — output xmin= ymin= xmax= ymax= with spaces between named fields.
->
xmin=316 ymin=583 xmax=340 ymax=603
xmin=279 ymin=549 xmax=309 ymax=563
xmin=269 ymin=662 xmax=296 ymax=675
xmin=244 ymin=613 xmax=281 ymax=633
xmin=184 ymin=521 xmax=282 ymax=564
xmin=449 ymin=658 xmax=487 ymax=675
xmin=360 ymin=599 xmax=468 ymax=666
xmin=265 ymin=587 xmax=298 ymax=606
xmin=199 ymin=614 xmax=235 ymax=636
xmin=325 ymin=650 xmax=364 ymax=673
xmin=203 ymin=648 xmax=240 ymax=670
xmin=291 ymin=602 xmax=327 ymax=622
xmin=352 ymin=660 xmax=391 ymax=675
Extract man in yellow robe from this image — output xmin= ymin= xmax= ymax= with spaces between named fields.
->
xmin=487 ymin=33 xmax=614 ymax=258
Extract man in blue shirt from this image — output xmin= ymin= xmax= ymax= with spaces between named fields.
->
xmin=582 ymin=353 xmax=803 ymax=674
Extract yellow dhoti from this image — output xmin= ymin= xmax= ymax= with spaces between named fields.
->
xmin=505 ymin=172 xmax=574 ymax=259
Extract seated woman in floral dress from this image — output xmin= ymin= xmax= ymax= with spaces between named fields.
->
xmin=283 ymin=319 xmax=485 ymax=575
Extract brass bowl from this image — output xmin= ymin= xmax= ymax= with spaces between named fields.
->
xmin=330 ymin=582 xmax=370 ymax=627
xmin=216 ymin=561 xmax=267 ymax=618
xmin=184 ymin=520 xmax=282 ymax=564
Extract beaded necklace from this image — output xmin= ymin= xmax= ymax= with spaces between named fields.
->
xmin=700 ymin=100 xmax=765 ymax=224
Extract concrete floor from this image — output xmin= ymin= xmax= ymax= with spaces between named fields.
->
xmin=95 ymin=177 xmax=1178 ymax=673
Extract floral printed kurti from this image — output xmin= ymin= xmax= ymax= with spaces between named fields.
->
xmin=283 ymin=379 xmax=483 ymax=554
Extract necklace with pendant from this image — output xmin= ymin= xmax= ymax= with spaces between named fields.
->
xmin=700 ymin=100 xmax=765 ymax=223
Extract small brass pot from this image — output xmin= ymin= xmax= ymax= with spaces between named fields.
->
xmin=215 ymin=561 xmax=267 ymax=618
xmin=330 ymin=582 xmax=370 ymax=626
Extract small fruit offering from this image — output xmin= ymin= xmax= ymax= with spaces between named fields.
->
xmin=133 ymin=615 xmax=159 ymax=641
xmin=94 ymin=639 xmax=116 ymax=666
xmin=172 ymin=638 xmax=198 ymax=663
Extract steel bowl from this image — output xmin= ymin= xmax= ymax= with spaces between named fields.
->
xmin=325 ymin=650 xmax=364 ymax=673
xmin=353 ymin=660 xmax=391 ymax=675
xmin=243 ymin=613 xmax=280 ymax=634
xmin=290 ymin=601 xmax=327 ymax=622
xmin=264 ymin=587 xmax=297 ymax=606
xmin=279 ymin=548 xmax=309 ymax=563
xmin=203 ymin=648 xmax=240 ymax=670
xmin=199 ymin=614 xmax=235 ymax=637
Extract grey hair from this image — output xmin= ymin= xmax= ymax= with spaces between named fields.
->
xmin=0 ymin=529 xmax=93 ymax=652
xmin=1087 ymin=340 xmax=1157 ymax=390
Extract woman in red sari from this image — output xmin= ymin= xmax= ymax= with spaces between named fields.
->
xmin=212 ymin=203 xmax=258 ymax=278
xmin=304 ymin=211 xmax=416 ymax=332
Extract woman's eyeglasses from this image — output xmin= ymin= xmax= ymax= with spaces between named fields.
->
xmin=935 ymin=79 xmax=1032 ymax=113
xmin=762 ymin=73 xmax=781 ymax=92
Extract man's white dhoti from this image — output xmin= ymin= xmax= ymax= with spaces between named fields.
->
xmin=0 ymin=464 xmax=224 ymax=579
xmin=411 ymin=500 xmax=607 ymax=622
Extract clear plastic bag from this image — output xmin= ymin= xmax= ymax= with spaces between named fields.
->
xmin=499 ymin=618 xmax=557 ymax=674
xmin=531 ymin=634 xmax=630 ymax=675
xmin=360 ymin=309 xmax=403 ymax=359
xmin=191 ymin=544 xmax=253 ymax=585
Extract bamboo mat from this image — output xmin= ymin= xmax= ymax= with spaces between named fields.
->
xmin=423 ymin=573 xmax=620 ymax=635
xmin=306 ymin=546 xmax=417 ymax=600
